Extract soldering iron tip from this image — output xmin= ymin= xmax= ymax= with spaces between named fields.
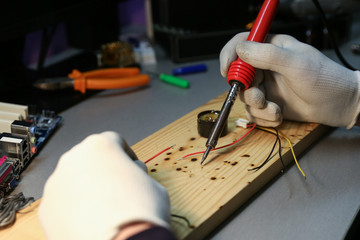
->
xmin=201 ymin=146 xmax=212 ymax=165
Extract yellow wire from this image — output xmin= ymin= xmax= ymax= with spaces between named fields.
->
xmin=256 ymin=126 xmax=306 ymax=179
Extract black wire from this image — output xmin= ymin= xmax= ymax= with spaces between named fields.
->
xmin=311 ymin=0 xmax=358 ymax=71
xmin=248 ymin=127 xmax=285 ymax=172
xmin=0 ymin=192 xmax=34 ymax=228
xmin=171 ymin=214 xmax=194 ymax=228
xmin=271 ymin=127 xmax=285 ymax=172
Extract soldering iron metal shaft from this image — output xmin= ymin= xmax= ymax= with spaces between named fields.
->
xmin=201 ymin=82 xmax=241 ymax=164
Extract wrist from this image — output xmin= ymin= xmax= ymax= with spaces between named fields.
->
xmin=356 ymin=113 xmax=360 ymax=126
xmin=113 ymin=221 xmax=156 ymax=240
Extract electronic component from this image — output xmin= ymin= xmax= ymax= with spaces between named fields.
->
xmin=0 ymin=102 xmax=62 ymax=198
xmin=0 ymin=102 xmax=28 ymax=120
xmin=0 ymin=133 xmax=30 ymax=168
xmin=12 ymin=120 xmax=37 ymax=156
xmin=0 ymin=162 xmax=12 ymax=197
xmin=0 ymin=110 xmax=22 ymax=121
xmin=0 ymin=119 xmax=13 ymax=133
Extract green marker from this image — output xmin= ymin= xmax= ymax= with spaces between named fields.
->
xmin=159 ymin=73 xmax=190 ymax=88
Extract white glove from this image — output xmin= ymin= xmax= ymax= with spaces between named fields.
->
xmin=38 ymin=131 xmax=171 ymax=240
xmin=220 ymin=32 xmax=360 ymax=128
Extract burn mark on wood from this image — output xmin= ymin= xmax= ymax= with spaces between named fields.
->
xmin=241 ymin=154 xmax=250 ymax=157
xmin=210 ymin=177 xmax=217 ymax=180
xmin=150 ymin=169 xmax=157 ymax=172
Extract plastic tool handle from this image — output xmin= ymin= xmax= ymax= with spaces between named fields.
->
xmin=76 ymin=75 xmax=149 ymax=92
xmin=227 ymin=0 xmax=279 ymax=90
xmin=172 ymin=64 xmax=207 ymax=75
xmin=70 ymin=68 xmax=150 ymax=94
xmin=82 ymin=68 xmax=141 ymax=77
xmin=159 ymin=74 xmax=190 ymax=88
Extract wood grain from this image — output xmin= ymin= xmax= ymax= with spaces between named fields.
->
xmin=132 ymin=93 xmax=328 ymax=239
xmin=1 ymin=93 xmax=328 ymax=239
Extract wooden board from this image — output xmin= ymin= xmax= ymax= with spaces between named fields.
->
xmin=2 ymin=93 xmax=328 ymax=239
xmin=132 ymin=93 xmax=328 ymax=239
xmin=1 ymin=199 xmax=45 ymax=240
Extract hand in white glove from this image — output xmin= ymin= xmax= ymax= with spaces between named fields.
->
xmin=38 ymin=132 xmax=171 ymax=240
xmin=220 ymin=32 xmax=360 ymax=128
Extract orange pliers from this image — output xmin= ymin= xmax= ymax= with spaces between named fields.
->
xmin=33 ymin=68 xmax=150 ymax=94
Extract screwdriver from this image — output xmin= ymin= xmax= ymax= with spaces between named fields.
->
xmin=201 ymin=0 xmax=279 ymax=164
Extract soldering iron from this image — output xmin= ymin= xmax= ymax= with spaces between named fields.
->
xmin=201 ymin=0 xmax=279 ymax=164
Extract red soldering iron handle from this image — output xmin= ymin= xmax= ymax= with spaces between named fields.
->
xmin=227 ymin=0 xmax=279 ymax=90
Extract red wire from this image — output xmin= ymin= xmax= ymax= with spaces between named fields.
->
xmin=144 ymin=144 xmax=175 ymax=164
xmin=179 ymin=124 xmax=256 ymax=159
xmin=144 ymin=124 xmax=256 ymax=163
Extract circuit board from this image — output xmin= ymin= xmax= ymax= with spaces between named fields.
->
xmin=0 ymin=102 xmax=62 ymax=198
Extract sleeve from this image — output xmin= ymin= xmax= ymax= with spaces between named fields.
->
xmin=127 ymin=226 xmax=177 ymax=240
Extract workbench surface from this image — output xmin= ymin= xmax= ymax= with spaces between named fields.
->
xmin=11 ymin=20 xmax=360 ymax=240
